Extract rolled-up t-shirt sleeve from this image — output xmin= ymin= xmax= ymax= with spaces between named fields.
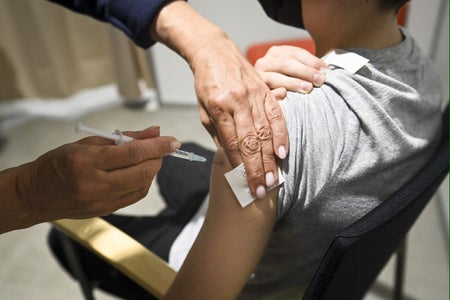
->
xmin=48 ymin=0 xmax=174 ymax=48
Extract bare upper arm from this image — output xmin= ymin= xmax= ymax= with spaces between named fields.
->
xmin=164 ymin=148 xmax=278 ymax=299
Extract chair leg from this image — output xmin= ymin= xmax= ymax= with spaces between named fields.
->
xmin=58 ymin=234 xmax=96 ymax=300
xmin=393 ymin=237 xmax=407 ymax=300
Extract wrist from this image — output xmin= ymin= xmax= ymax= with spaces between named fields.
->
xmin=15 ymin=161 xmax=41 ymax=226
xmin=0 ymin=163 xmax=39 ymax=233
xmin=150 ymin=0 xmax=228 ymax=67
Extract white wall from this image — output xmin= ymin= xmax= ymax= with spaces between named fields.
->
xmin=408 ymin=0 xmax=449 ymax=100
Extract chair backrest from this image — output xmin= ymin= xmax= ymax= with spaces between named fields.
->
xmin=302 ymin=107 xmax=449 ymax=300
xmin=397 ymin=3 xmax=409 ymax=27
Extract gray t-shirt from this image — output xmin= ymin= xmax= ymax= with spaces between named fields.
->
xmin=239 ymin=29 xmax=444 ymax=299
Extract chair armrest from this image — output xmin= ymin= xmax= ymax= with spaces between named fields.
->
xmin=52 ymin=218 xmax=176 ymax=299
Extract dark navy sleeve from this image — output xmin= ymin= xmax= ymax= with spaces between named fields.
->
xmin=47 ymin=0 xmax=173 ymax=48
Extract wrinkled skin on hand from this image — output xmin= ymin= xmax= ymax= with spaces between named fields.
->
xmin=192 ymin=39 xmax=327 ymax=197
xmin=15 ymin=126 xmax=179 ymax=223
xmin=192 ymin=37 xmax=287 ymax=198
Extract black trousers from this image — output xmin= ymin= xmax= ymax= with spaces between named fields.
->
xmin=48 ymin=143 xmax=214 ymax=299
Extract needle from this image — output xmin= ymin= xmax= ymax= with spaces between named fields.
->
xmin=75 ymin=122 xmax=207 ymax=162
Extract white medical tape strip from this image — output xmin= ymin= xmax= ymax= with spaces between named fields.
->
xmin=322 ymin=50 xmax=369 ymax=74
xmin=225 ymin=163 xmax=284 ymax=208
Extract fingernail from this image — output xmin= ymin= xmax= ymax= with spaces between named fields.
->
xmin=278 ymin=145 xmax=287 ymax=160
xmin=170 ymin=140 xmax=182 ymax=152
xmin=313 ymin=73 xmax=325 ymax=86
xmin=256 ymin=185 xmax=267 ymax=199
xmin=147 ymin=125 xmax=160 ymax=130
xmin=300 ymin=82 xmax=313 ymax=93
xmin=266 ymin=172 xmax=275 ymax=187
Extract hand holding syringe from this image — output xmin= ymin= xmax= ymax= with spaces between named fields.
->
xmin=76 ymin=123 xmax=207 ymax=162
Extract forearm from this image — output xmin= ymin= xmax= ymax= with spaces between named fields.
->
xmin=0 ymin=164 xmax=39 ymax=234
xmin=150 ymin=0 xmax=231 ymax=67
xmin=164 ymin=149 xmax=278 ymax=299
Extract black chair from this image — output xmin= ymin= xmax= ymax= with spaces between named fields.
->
xmin=302 ymin=107 xmax=449 ymax=300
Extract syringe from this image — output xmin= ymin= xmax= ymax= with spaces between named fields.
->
xmin=75 ymin=122 xmax=207 ymax=163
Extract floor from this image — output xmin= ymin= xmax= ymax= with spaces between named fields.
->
xmin=0 ymin=102 xmax=448 ymax=300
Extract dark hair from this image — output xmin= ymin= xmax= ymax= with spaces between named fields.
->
xmin=379 ymin=0 xmax=410 ymax=12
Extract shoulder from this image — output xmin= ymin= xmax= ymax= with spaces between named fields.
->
xmin=278 ymin=79 xmax=355 ymax=216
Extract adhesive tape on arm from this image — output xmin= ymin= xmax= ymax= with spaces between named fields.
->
xmin=224 ymin=164 xmax=284 ymax=208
